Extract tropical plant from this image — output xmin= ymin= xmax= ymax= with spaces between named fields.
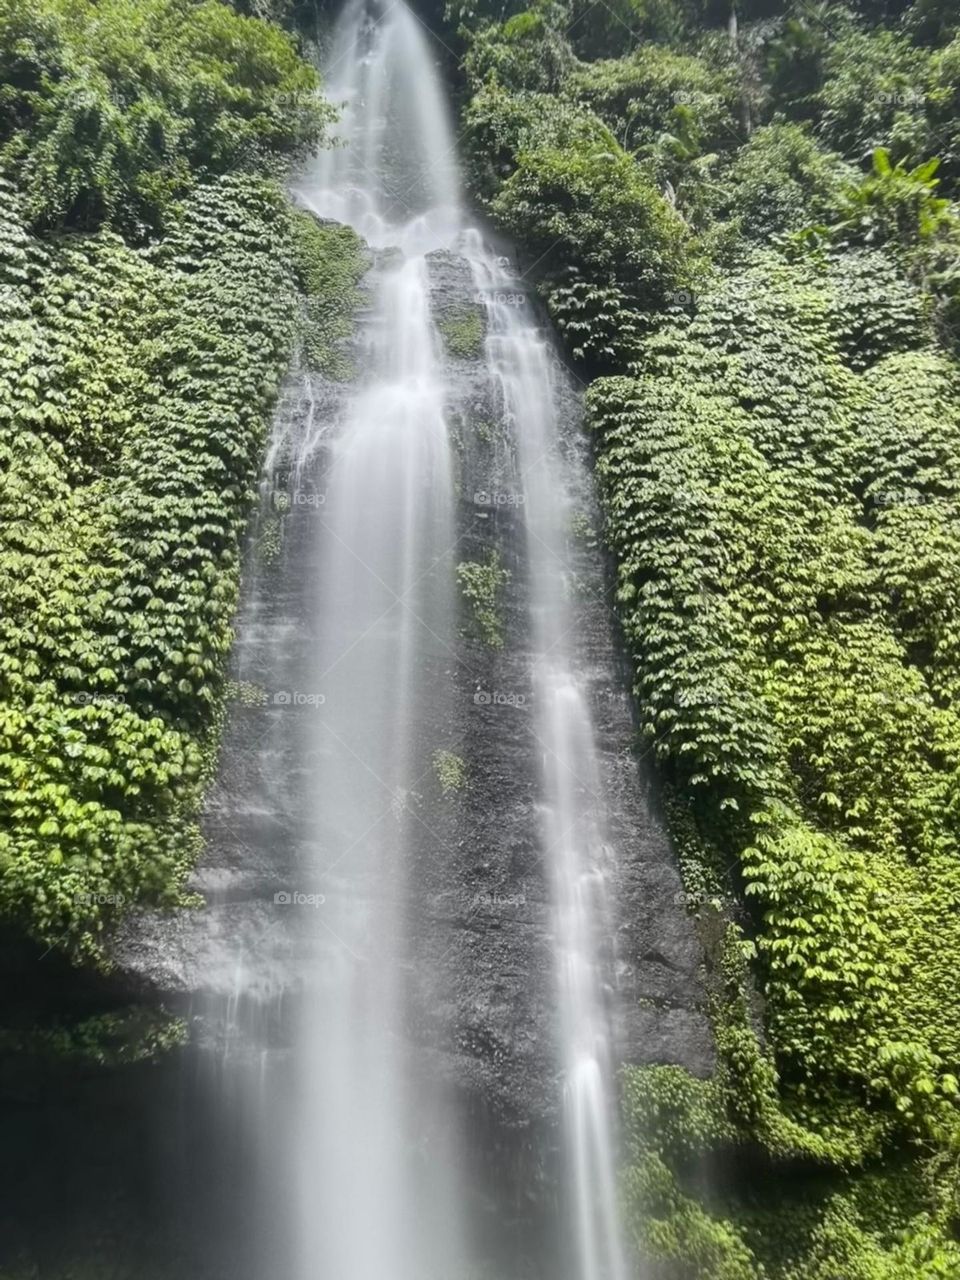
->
xmin=0 ymin=0 xmax=333 ymax=236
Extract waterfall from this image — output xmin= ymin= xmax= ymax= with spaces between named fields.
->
xmin=464 ymin=240 xmax=628 ymax=1280
xmin=293 ymin=0 xmax=628 ymax=1274
xmin=286 ymin=3 xmax=468 ymax=1277
xmin=191 ymin=0 xmax=630 ymax=1275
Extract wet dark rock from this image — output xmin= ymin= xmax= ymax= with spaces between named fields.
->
xmin=106 ymin=242 xmax=714 ymax=1098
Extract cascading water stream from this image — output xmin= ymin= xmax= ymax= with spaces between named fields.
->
xmin=210 ymin=0 xmax=629 ymax=1274
xmin=0 ymin=1 xmax=716 ymax=1272
xmin=464 ymin=242 xmax=629 ymax=1280
xmin=285 ymin=4 xmax=469 ymax=1277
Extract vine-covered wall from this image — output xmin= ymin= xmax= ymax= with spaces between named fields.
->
xmin=452 ymin=0 xmax=960 ymax=1272
xmin=0 ymin=0 xmax=355 ymax=960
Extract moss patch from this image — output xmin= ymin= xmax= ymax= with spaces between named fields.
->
xmin=292 ymin=212 xmax=367 ymax=380
xmin=433 ymin=749 xmax=467 ymax=794
xmin=438 ymin=304 xmax=487 ymax=359
xmin=456 ymin=551 xmax=510 ymax=649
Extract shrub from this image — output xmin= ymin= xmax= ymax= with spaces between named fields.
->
xmin=490 ymin=136 xmax=704 ymax=312
xmin=713 ymin=122 xmax=851 ymax=239
xmin=0 ymin=0 xmax=332 ymax=237
xmin=571 ymin=43 xmax=739 ymax=154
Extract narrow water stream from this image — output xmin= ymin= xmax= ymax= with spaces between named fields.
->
xmin=465 ymin=241 xmax=629 ymax=1280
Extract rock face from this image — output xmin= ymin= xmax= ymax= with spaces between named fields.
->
xmin=112 ymin=243 xmax=712 ymax=1084
xmin=65 ymin=237 xmax=713 ymax=1276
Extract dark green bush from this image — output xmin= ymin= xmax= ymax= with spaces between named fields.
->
xmin=489 ymin=134 xmax=704 ymax=337
xmin=0 ymin=0 xmax=332 ymax=237
xmin=712 ymin=122 xmax=851 ymax=239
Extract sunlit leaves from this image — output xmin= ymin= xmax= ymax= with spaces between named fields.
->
xmin=0 ymin=173 xmax=302 ymax=957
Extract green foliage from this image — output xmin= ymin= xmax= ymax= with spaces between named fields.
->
xmin=623 ymin=1151 xmax=760 ymax=1280
xmin=622 ymin=930 xmax=960 ymax=1277
xmin=491 ymin=136 xmax=703 ymax=317
xmin=817 ymin=25 xmax=931 ymax=163
xmin=816 ymin=249 xmax=929 ymax=368
xmin=569 ymin=43 xmax=739 ymax=156
xmin=0 ymin=0 xmax=332 ymax=237
xmin=0 ymin=1006 xmax=187 ymax=1065
xmin=433 ymin=749 xmax=467 ymax=794
xmin=438 ymin=305 xmax=487 ymax=359
xmin=462 ymin=26 xmax=705 ymax=349
xmin=712 ymin=122 xmax=851 ymax=240
xmin=456 ymin=551 xmax=510 ymax=649
xmin=463 ymin=1 xmax=574 ymax=93
xmin=588 ymin=248 xmax=960 ymax=1259
xmin=565 ymin=0 xmax=714 ymax=60
xmin=462 ymin=79 xmax=612 ymax=202
xmin=0 ymin=0 xmax=346 ymax=959
xmin=925 ymin=36 xmax=960 ymax=185
xmin=292 ymin=212 xmax=367 ymax=379
xmin=0 ymin=172 xmax=308 ymax=958
xmin=905 ymin=0 xmax=960 ymax=46
xmin=829 ymin=147 xmax=954 ymax=248
xmin=568 ymin=43 xmax=742 ymax=225
xmin=456 ymin=0 xmax=960 ymax=1269
xmin=764 ymin=5 xmax=841 ymax=119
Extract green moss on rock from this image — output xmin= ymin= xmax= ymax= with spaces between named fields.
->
xmin=438 ymin=305 xmax=487 ymax=360
xmin=456 ymin=551 xmax=510 ymax=649
xmin=292 ymin=212 xmax=367 ymax=379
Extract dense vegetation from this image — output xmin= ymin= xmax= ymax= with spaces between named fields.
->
xmin=3 ymin=0 xmax=960 ymax=1273
xmin=0 ymin=0 xmax=352 ymax=959
xmin=452 ymin=0 xmax=960 ymax=1273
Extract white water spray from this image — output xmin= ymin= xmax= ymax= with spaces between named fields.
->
xmin=287 ymin=4 xmax=467 ymax=1278
xmin=465 ymin=240 xmax=628 ymax=1280
xmin=287 ymin=0 xmax=627 ymax=1275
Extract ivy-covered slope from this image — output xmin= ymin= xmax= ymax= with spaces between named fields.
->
xmin=452 ymin=0 xmax=960 ymax=1273
xmin=0 ymin=0 xmax=355 ymax=960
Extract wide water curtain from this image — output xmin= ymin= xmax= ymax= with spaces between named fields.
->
xmin=288 ymin=0 xmax=627 ymax=1275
